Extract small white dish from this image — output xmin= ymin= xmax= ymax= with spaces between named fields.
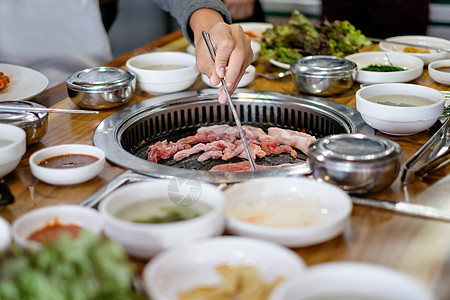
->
xmin=0 ymin=124 xmax=27 ymax=178
xmin=0 ymin=63 xmax=49 ymax=102
xmin=29 ymin=144 xmax=105 ymax=185
xmin=345 ymin=51 xmax=424 ymax=84
xmin=356 ymin=83 xmax=445 ymax=135
xmin=143 ymin=236 xmax=306 ymax=300
xmin=379 ymin=35 xmax=450 ymax=65
xmin=238 ymin=22 xmax=273 ymax=40
xmin=11 ymin=205 xmax=103 ymax=250
xmin=99 ymin=180 xmax=226 ymax=260
xmin=269 ymin=59 xmax=291 ymax=70
xmin=0 ymin=216 xmax=11 ymax=252
xmin=270 ymin=262 xmax=434 ymax=300
xmin=126 ymin=51 xmax=199 ymax=94
xmin=428 ymin=59 xmax=450 ymax=85
xmin=224 ymin=177 xmax=352 ymax=248
xmin=201 ymin=65 xmax=255 ymax=88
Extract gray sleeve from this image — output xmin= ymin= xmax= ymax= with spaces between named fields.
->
xmin=152 ymin=0 xmax=232 ymax=45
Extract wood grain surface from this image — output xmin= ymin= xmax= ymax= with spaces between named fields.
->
xmin=2 ymin=31 xmax=450 ymax=299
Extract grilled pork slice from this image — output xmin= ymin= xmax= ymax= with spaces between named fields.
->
xmin=173 ymin=143 xmax=207 ymax=161
xmin=267 ymin=128 xmax=316 ymax=154
xmin=197 ymin=124 xmax=239 ymax=137
xmin=147 ymin=140 xmax=190 ymax=163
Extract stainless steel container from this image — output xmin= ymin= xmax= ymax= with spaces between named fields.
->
xmin=0 ymin=101 xmax=48 ymax=146
xmin=308 ymin=134 xmax=403 ymax=194
xmin=291 ymin=55 xmax=357 ymax=96
xmin=66 ymin=67 xmax=135 ymax=110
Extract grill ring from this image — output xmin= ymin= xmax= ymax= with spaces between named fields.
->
xmin=93 ymin=89 xmax=373 ymax=183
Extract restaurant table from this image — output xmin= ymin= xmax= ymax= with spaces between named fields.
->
xmin=2 ymin=30 xmax=450 ymax=299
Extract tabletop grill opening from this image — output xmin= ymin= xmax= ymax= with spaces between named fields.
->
xmin=94 ymin=90 xmax=372 ymax=182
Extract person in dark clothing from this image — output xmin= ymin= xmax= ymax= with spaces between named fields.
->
xmin=321 ymin=0 xmax=431 ymax=39
xmin=224 ymin=0 xmax=266 ymax=23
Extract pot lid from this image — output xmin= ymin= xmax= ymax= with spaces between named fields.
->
xmin=66 ymin=67 xmax=135 ymax=92
xmin=308 ymin=133 xmax=402 ymax=164
xmin=0 ymin=101 xmax=47 ymax=128
xmin=291 ymin=55 xmax=357 ymax=76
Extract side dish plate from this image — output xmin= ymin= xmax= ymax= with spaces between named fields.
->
xmin=0 ymin=63 xmax=48 ymax=102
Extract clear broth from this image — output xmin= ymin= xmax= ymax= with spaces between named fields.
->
xmin=116 ymin=199 xmax=211 ymax=223
xmin=367 ymin=94 xmax=435 ymax=107
xmin=142 ymin=64 xmax=188 ymax=71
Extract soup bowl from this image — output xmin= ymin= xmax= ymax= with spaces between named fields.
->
xmin=0 ymin=124 xmax=26 ymax=178
xmin=356 ymin=83 xmax=445 ymax=135
xmin=126 ymin=51 xmax=199 ymax=94
xmin=98 ymin=179 xmax=226 ymax=260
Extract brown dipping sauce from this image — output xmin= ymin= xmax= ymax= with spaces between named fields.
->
xmin=435 ymin=66 xmax=450 ymax=73
xmin=38 ymin=153 xmax=99 ymax=168
xmin=28 ymin=217 xmax=82 ymax=243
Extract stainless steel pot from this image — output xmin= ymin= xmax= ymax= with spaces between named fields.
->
xmin=0 ymin=101 xmax=48 ymax=146
xmin=308 ymin=133 xmax=403 ymax=194
xmin=291 ymin=56 xmax=357 ymax=96
xmin=66 ymin=67 xmax=135 ymax=110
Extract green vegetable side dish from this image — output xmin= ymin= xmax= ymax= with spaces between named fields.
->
xmin=0 ymin=231 xmax=145 ymax=300
xmin=261 ymin=10 xmax=371 ymax=65
xmin=133 ymin=206 xmax=201 ymax=223
xmin=361 ymin=64 xmax=405 ymax=72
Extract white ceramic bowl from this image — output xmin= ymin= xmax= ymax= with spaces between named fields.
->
xmin=11 ymin=205 xmax=103 ymax=250
xmin=356 ymin=83 xmax=445 ymax=135
xmin=0 ymin=216 xmax=11 ymax=252
xmin=224 ymin=177 xmax=352 ymax=248
xmin=270 ymin=262 xmax=434 ymax=300
xmin=0 ymin=124 xmax=26 ymax=178
xmin=99 ymin=180 xmax=226 ymax=260
xmin=379 ymin=35 xmax=450 ymax=65
xmin=201 ymin=65 xmax=256 ymax=88
xmin=345 ymin=51 xmax=424 ymax=84
xmin=428 ymin=59 xmax=450 ymax=85
xmin=125 ymin=51 xmax=199 ymax=94
xmin=29 ymin=144 xmax=105 ymax=185
xmin=143 ymin=236 xmax=306 ymax=300
xmin=187 ymin=39 xmax=261 ymax=62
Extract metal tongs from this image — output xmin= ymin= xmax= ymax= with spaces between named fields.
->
xmin=202 ymin=31 xmax=257 ymax=172
xmin=401 ymin=117 xmax=450 ymax=184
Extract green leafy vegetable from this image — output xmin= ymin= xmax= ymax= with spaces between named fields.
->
xmin=261 ymin=10 xmax=371 ymax=65
xmin=361 ymin=64 xmax=405 ymax=72
xmin=0 ymin=231 xmax=145 ymax=300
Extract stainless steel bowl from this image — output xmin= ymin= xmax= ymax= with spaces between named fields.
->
xmin=308 ymin=134 xmax=403 ymax=194
xmin=66 ymin=67 xmax=135 ymax=110
xmin=291 ymin=55 xmax=357 ymax=96
xmin=0 ymin=101 xmax=48 ymax=146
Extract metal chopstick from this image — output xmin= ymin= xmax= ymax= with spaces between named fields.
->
xmin=0 ymin=105 xmax=99 ymax=114
xmin=202 ymin=31 xmax=257 ymax=172
xmin=369 ymin=37 xmax=450 ymax=53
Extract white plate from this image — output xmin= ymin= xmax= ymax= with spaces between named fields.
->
xmin=0 ymin=63 xmax=48 ymax=102
xmin=224 ymin=177 xmax=352 ymax=248
xmin=270 ymin=262 xmax=434 ymax=300
xmin=379 ymin=35 xmax=450 ymax=65
xmin=269 ymin=59 xmax=291 ymax=69
xmin=0 ymin=216 xmax=11 ymax=252
xmin=143 ymin=236 xmax=306 ymax=300
xmin=238 ymin=22 xmax=273 ymax=40
xmin=345 ymin=51 xmax=424 ymax=84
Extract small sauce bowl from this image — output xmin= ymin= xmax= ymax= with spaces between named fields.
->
xmin=29 ymin=144 xmax=105 ymax=185
xmin=428 ymin=59 xmax=450 ymax=85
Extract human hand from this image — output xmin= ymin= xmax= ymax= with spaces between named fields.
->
xmin=224 ymin=0 xmax=255 ymax=21
xmin=191 ymin=9 xmax=253 ymax=104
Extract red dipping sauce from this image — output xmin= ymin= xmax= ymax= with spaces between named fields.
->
xmin=27 ymin=217 xmax=82 ymax=243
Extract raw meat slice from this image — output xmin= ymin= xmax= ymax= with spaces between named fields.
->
xmin=198 ymin=150 xmax=223 ymax=162
xmin=268 ymin=127 xmax=316 ymax=154
xmin=210 ymin=161 xmax=296 ymax=172
xmin=173 ymin=143 xmax=207 ymax=161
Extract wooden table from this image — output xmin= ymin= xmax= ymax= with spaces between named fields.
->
xmin=2 ymin=31 xmax=450 ymax=299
